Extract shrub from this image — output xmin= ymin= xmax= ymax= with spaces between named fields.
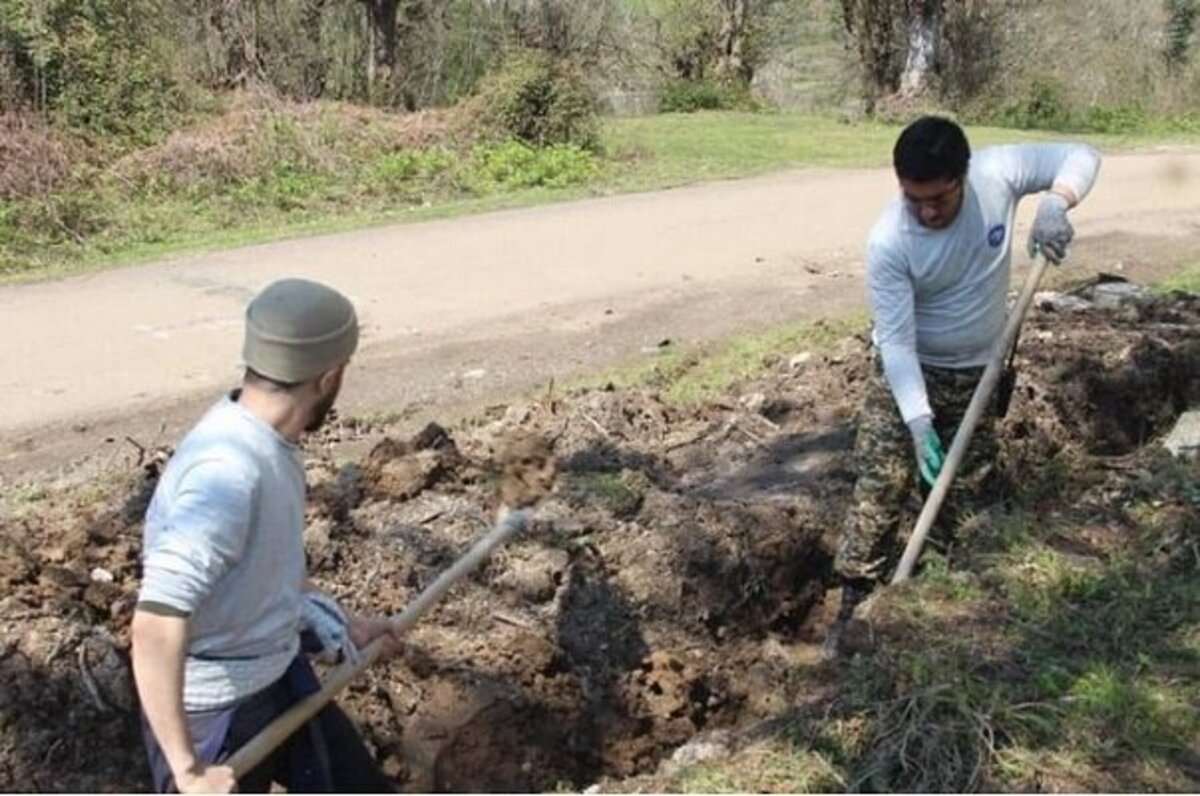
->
xmin=990 ymin=81 xmax=1173 ymax=134
xmin=659 ymin=80 xmax=724 ymax=112
xmin=1079 ymin=104 xmax=1149 ymax=134
xmin=998 ymin=77 xmax=1073 ymax=131
xmin=1165 ymin=0 xmax=1198 ymax=66
xmin=658 ymin=79 xmax=760 ymax=113
xmin=365 ymin=148 xmax=459 ymax=197
xmin=466 ymin=50 xmax=600 ymax=150
xmin=471 ymin=139 xmax=598 ymax=189
xmin=0 ymin=0 xmax=188 ymax=143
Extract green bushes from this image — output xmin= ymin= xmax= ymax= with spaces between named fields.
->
xmin=996 ymin=77 xmax=1074 ymax=131
xmin=471 ymin=140 xmax=598 ymax=189
xmin=366 ymin=149 xmax=460 ymax=197
xmin=466 ymin=51 xmax=600 ymax=150
xmin=0 ymin=0 xmax=188 ymax=143
xmin=1165 ymin=0 xmax=1198 ymax=66
xmin=0 ymin=94 xmax=605 ymax=277
xmin=1079 ymin=105 xmax=1150 ymax=134
xmin=658 ymin=79 xmax=761 ymax=113
xmin=987 ymin=76 xmax=1200 ymax=134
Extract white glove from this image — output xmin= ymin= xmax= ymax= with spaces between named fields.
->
xmin=301 ymin=592 xmax=360 ymax=664
xmin=1028 ymin=193 xmax=1073 ymax=264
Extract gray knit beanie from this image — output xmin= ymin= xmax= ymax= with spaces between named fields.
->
xmin=243 ymin=278 xmax=358 ymax=384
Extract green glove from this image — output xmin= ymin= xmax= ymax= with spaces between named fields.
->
xmin=907 ymin=414 xmax=945 ymax=488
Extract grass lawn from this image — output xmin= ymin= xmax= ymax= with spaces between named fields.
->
xmin=601 ymin=111 xmax=1198 ymax=187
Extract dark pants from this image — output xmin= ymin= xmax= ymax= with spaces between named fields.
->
xmin=835 ymin=355 xmax=1001 ymax=584
xmin=143 ymin=657 xmax=394 ymax=793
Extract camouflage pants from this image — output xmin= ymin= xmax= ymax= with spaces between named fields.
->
xmin=834 ymin=355 xmax=1000 ymax=583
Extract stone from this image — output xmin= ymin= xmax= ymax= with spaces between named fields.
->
xmin=668 ymin=730 xmax=733 ymax=766
xmin=1036 ymin=291 xmax=1092 ymax=312
xmin=1078 ymin=280 xmax=1154 ymax=310
xmin=1163 ymin=410 xmax=1200 ymax=458
xmin=739 ymin=392 xmax=766 ymax=413
xmin=789 ymin=352 xmax=814 ymax=369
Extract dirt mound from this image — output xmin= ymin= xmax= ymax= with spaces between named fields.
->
xmin=0 ymin=289 xmax=1196 ymax=792
xmin=1004 ymin=290 xmax=1200 ymax=464
xmin=0 ymin=469 xmax=151 ymax=791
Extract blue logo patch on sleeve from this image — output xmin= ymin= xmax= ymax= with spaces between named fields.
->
xmin=988 ymin=224 xmax=1006 ymax=247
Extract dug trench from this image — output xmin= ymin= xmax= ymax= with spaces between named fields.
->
xmin=0 ymin=284 xmax=1197 ymax=792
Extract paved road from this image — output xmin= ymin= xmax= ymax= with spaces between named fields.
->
xmin=2 ymin=150 xmax=1198 ymax=481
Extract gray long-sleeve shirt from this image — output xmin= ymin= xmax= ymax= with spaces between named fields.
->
xmin=867 ymin=143 xmax=1101 ymax=423
xmin=138 ymin=395 xmax=306 ymax=710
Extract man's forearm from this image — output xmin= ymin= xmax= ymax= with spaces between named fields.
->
xmin=131 ymin=609 xmax=198 ymax=783
xmin=1050 ymin=144 xmax=1101 ymax=208
xmin=879 ymin=341 xmax=932 ymax=423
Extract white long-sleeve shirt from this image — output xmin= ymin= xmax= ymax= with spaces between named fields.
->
xmin=139 ymin=395 xmax=306 ymax=710
xmin=867 ymin=143 xmax=1101 ymax=423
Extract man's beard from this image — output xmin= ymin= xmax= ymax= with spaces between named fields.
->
xmin=305 ymin=387 xmax=339 ymax=433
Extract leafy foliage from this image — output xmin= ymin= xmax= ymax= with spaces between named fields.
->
xmin=471 ymin=139 xmax=598 ymax=188
xmin=1165 ymin=0 xmax=1198 ymax=66
xmin=466 ymin=50 xmax=600 ymax=149
xmin=998 ymin=77 xmax=1074 ymax=131
xmin=0 ymin=0 xmax=187 ymax=142
xmin=658 ymin=79 xmax=760 ymax=113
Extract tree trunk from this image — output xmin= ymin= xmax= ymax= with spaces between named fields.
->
xmin=300 ymin=0 xmax=327 ymax=98
xmin=210 ymin=0 xmax=261 ymax=87
xmin=361 ymin=0 xmax=399 ymax=102
xmin=898 ymin=0 xmax=939 ymax=97
xmin=715 ymin=0 xmax=753 ymax=84
xmin=840 ymin=0 xmax=898 ymax=102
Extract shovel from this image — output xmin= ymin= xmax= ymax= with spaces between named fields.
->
xmin=891 ymin=255 xmax=1051 ymax=584
xmin=225 ymin=507 xmax=531 ymax=778
xmin=223 ymin=430 xmax=556 ymax=778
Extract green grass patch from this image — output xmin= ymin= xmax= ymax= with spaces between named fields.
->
xmin=660 ymin=452 xmax=1198 ymax=792
xmin=840 ymin=455 xmax=1200 ymax=791
xmin=1158 ymin=261 xmax=1200 ymax=293
xmin=585 ymin=315 xmax=866 ymax=406
xmin=600 ymin=111 xmax=1200 ymax=190
xmin=0 ymin=137 xmax=603 ymax=282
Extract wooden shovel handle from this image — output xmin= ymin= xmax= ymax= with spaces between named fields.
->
xmin=892 ymin=257 xmax=1050 ymax=584
xmin=226 ymin=509 xmax=529 ymax=778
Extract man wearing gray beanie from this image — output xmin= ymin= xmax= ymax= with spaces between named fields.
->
xmin=131 ymin=278 xmax=402 ymax=793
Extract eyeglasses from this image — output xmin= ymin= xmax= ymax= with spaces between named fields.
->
xmin=903 ymin=179 xmax=962 ymax=211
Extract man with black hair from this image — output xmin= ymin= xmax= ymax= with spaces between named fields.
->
xmin=822 ymin=116 xmax=1100 ymax=658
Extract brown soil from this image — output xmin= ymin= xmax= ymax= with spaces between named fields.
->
xmin=0 ymin=288 xmax=1196 ymax=792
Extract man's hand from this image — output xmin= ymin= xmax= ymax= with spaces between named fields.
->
xmin=907 ymin=413 xmax=945 ymax=488
xmin=348 ymin=615 xmax=404 ymax=661
xmin=132 ymin=609 xmax=224 ymax=795
xmin=175 ymin=763 xmax=237 ymax=794
xmin=1027 ymin=192 xmax=1073 ymax=263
